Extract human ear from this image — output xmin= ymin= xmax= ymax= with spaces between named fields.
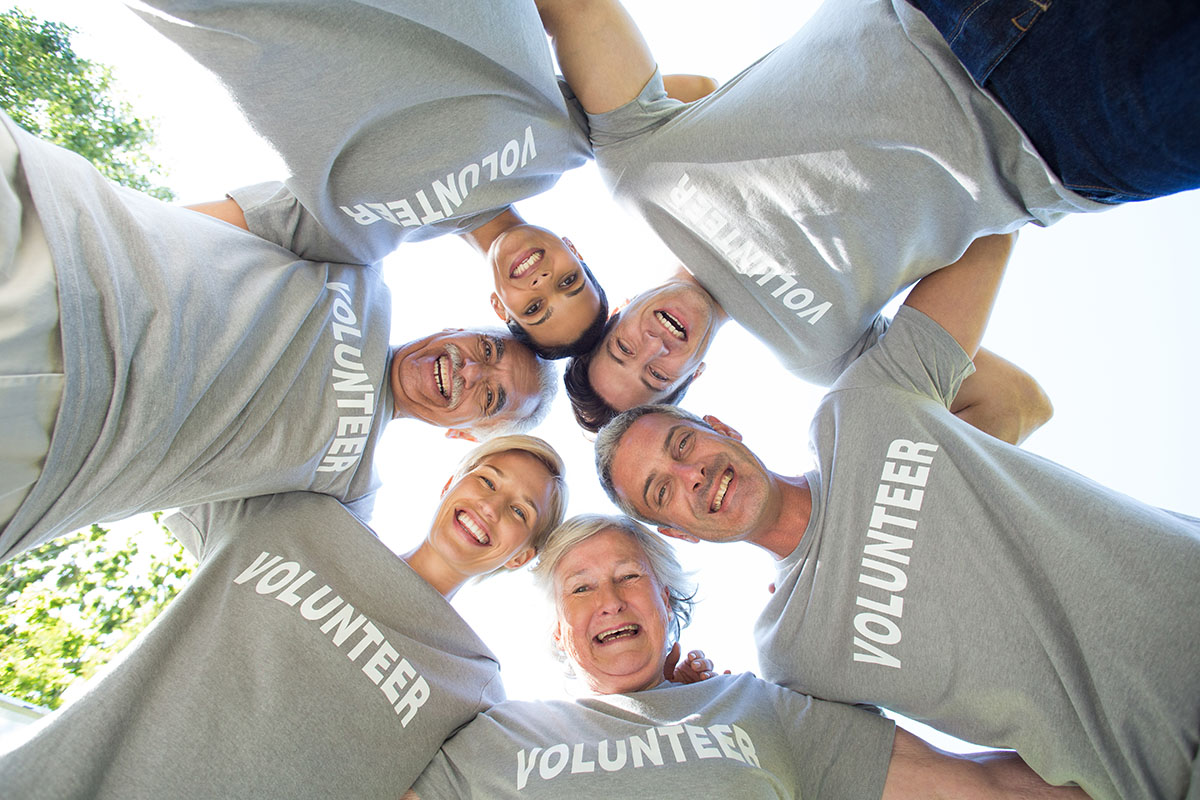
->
xmin=561 ymin=236 xmax=583 ymax=262
xmin=656 ymin=525 xmax=700 ymax=544
xmin=444 ymin=428 xmax=479 ymax=442
xmin=489 ymin=292 xmax=510 ymax=322
xmin=691 ymin=362 xmax=707 ymax=381
xmin=504 ymin=546 xmax=536 ymax=570
xmin=701 ymin=414 xmax=742 ymax=441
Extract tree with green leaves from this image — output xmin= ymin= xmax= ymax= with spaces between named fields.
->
xmin=1 ymin=7 xmax=191 ymax=712
xmin=0 ymin=516 xmax=196 ymax=710
xmin=0 ymin=6 xmax=174 ymax=200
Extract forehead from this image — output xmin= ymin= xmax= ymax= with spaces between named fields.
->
xmin=465 ymin=450 xmax=554 ymax=497
xmin=555 ymin=529 xmax=650 ymax=581
xmin=528 ymin=279 xmax=603 ymax=349
xmin=588 ymin=353 xmax=665 ymax=411
xmin=495 ymin=339 xmax=542 ymax=419
xmin=609 ymin=414 xmax=681 ymax=502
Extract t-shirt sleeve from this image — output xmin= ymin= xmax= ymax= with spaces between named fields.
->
xmin=768 ymin=685 xmax=896 ymax=798
xmin=411 ymin=747 xmax=468 ymax=800
xmin=799 ymin=314 xmax=892 ymax=386
xmin=833 ymin=306 xmax=975 ymax=407
xmin=163 ymin=499 xmax=245 ymax=562
xmin=228 ymin=181 xmax=372 ymax=266
xmin=585 ymin=67 xmax=684 ymax=151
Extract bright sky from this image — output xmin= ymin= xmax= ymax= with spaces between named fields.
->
xmin=19 ymin=0 xmax=1200 ymax=753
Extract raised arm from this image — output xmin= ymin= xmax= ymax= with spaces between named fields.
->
xmin=883 ymin=729 xmax=1091 ymax=800
xmin=951 ymin=348 xmax=1053 ymax=444
xmin=536 ymin=0 xmax=658 ymax=114
xmin=902 ymin=232 xmax=1013 ymax=358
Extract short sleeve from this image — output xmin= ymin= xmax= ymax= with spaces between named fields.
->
xmin=163 ymin=499 xmax=244 ymax=562
xmin=832 ymin=306 xmax=975 ymax=407
xmin=768 ymin=685 xmax=896 ymax=798
xmin=228 ymin=181 xmax=372 ymax=266
xmin=585 ymin=67 xmax=684 ymax=150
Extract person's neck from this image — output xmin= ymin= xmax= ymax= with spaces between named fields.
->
xmin=749 ymin=473 xmax=812 ymax=559
xmin=459 ymin=206 xmax=524 ymax=254
xmin=402 ymin=540 xmax=467 ymax=599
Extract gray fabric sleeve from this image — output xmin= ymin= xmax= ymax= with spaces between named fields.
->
xmin=834 ymin=306 xmax=974 ymax=406
xmin=228 ymin=181 xmax=369 ymax=265
xmin=163 ymin=506 xmax=208 ymax=561
xmin=585 ymin=68 xmax=682 ymax=150
xmin=769 ymin=686 xmax=896 ymax=798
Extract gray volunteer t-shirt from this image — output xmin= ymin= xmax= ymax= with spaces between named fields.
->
xmin=755 ymin=307 xmax=1200 ymax=800
xmin=0 ymin=492 xmax=504 ymax=800
xmin=587 ymin=0 xmax=1105 ymax=385
xmin=134 ymin=0 xmax=592 ymax=265
xmin=414 ymin=672 xmax=895 ymax=799
xmin=0 ymin=117 xmax=393 ymax=561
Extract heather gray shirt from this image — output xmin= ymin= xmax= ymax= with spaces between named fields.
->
xmin=0 ymin=116 xmax=393 ymax=562
xmin=587 ymin=0 xmax=1105 ymax=385
xmin=414 ymin=673 xmax=894 ymax=799
xmin=755 ymin=307 xmax=1200 ymax=800
xmin=133 ymin=0 xmax=592 ymax=265
xmin=0 ymin=492 xmax=504 ymax=800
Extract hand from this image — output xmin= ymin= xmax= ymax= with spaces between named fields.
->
xmin=663 ymin=643 xmax=727 ymax=684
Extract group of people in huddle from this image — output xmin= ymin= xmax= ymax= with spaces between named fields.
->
xmin=1 ymin=0 xmax=1197 ymax=797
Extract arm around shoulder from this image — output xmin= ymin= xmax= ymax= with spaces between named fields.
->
xmin=882 ymin=729 xmax=1092 ymax=800
xmin=951 ymin=348 xmax=1053 ymax=444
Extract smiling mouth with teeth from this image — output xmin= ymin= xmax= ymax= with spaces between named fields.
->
xmin=710 ymin=469 xmax=733 ymax=512
xmin=456 ymin=511 xmax=490 ymax=545
xmin=511 ymin=249 xmax=544 ymax=279
xmin=435 ymin=355 xmax=451 ymax=399
xmin=595 ymin=624 xmax=640 ymax=644
xmin=654 ymin=310 xmax=687 ymax=340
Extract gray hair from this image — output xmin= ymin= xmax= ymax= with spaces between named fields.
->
xmin=472 ymin=328 xmax=559 ymax=437
xmin=594 ymin=404 xmax=715 ymax=521
xmin=532 ymin=513 xmax=696 ymax=645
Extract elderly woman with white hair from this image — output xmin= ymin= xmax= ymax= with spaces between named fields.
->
xmin=0 ymin=435 xmax=568 ymax=800
xmin=406 ymin=514 xmax=1091 ymax=799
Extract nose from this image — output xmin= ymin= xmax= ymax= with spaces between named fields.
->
xmin=529 ymin=266 xmax=552 ymax=288
xmin=639 ymin=327 xmax=668 ymax=359
xmin=596 ymin=581 xmax=625 ymax=614
xmin=457 ymin=358 xmax=491 ymax=389
xmin=478 ymin=496 xmax=501 ymax=524
xmin=674 ymin=461 xmax=706 ymax=493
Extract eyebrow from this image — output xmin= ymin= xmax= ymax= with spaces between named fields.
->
xmin=487 ymin=464 xmax=539 ymax=521
xmin=641 ymin=424 xmax=684 ymax=510
xmin=528 ymin=307 xmax=553 ymax=327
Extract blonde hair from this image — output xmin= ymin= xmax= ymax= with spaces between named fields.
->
xmin=453 ymin=434 xmax=568 ymax=556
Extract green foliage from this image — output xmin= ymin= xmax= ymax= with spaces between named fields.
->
xmin=0 ymin=514 xmax=196 ymax=710
xmin=0 ymin=6 xmax=174 ymax=200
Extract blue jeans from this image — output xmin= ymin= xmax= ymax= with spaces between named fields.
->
xmin=905 ymin=0 xmax=1200 ymax=203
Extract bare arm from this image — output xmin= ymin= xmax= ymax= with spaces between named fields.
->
xmin=662 ymin=73 xmax=718 ymax=103
xmin=883 ymin=729 xmax=1091 ymax=800
xmin=951 ymin=348 xmax=1053 ymax=444
xmin=536 ymin=0 xmax=657 ymax=114
xmin=399 ymin=789 xmax=419 ymax=800
xmin=903 ymin=233 xmax=1013 ymax=358
xmin=186 ymin=197 xmax=249 ymax=230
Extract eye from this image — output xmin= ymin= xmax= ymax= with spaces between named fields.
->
xmin=486 ymin=387 xmax=495 ymax=412
xmin=559 ymin=272 xmax=578 ymax=289
xmin=648 ymin=366 xmax=668 ymax=382
xmin=479 ymin=475 xmax=496 ymax=490
xmin=677 ymin=432 xmax=690 ymax=454
xmin=480 ymin=336 xmax=493 ymax=359
xmin=656 ymin=483 xmax=667 ymax=507
xmin=570 ymin=584 xmax=590 ymax=594
xmin=617 ymin=339 xmax=633 ymax=356
xmin=523 ymin=300 xmax=542 ymax=316
xmin=621 ymin=573 xmax=640 ymax=582
xmin=511 ymin=505 xmax=527 ymax=521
